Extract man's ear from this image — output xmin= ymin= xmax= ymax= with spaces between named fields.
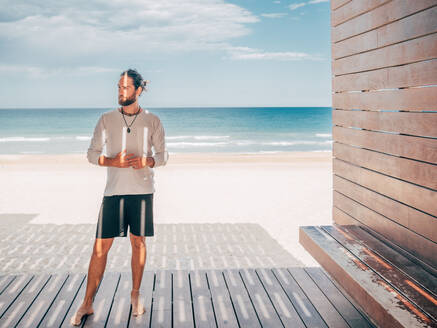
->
xmin=137 ymin=86 xmax=143 ymax=97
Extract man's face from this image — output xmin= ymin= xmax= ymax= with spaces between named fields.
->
xmin=118 ymin=75 xmax=138 ymax=106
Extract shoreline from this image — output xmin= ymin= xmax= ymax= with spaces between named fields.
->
xmin=0 ymin=151 xmax=332 ymax=167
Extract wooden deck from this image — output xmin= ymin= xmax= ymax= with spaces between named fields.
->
xmin=0 ymin=267 xmax=375 ymax=327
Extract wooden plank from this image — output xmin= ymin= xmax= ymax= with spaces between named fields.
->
xmin=206 ymin=269 xmax=239 ymax=328
xmin=333 ymin=33 xmax=437 ymax=75
xmin=331 ymin=0 xmax=351 ymax=11
xmin=105 ymin=272 xmax=131 ymax=328
xmin=189 ymin=270 xmax=216 ymax=328
xmin=334 ymin=58 xmax=437 ymax=93
xmin=222 ymin=269 xmax=261 ymax=328
xmin=81 ymin=272 xmax=119 ymax=327
xmin=255 ymin=268 xmax=305 ymax=328
xmin=272 ymin=267 xmax=328 ymax=328
xmin=343 ymin=225 xmax=437 ymax=295
xmin=333 ymin=142 xmax=437 ymax=190
xmin=0 ymin=276 xmax=15 ymax=295
xmin=332 ymin=0 xmax=437 ymax=42
xmin=150 ymin=270 xmax=172 ymax=328
xmin=322 ymin=225 xmax=437 ymax=321
xmin=60 ymin=272 xmax=107 ymax=328
xmin=172 ymin=270 xmax=194 ymax=328
xmin=333 ymin=174 xmax=437 ymax=242
xmin=287 ymin=267 xmax=350 ymax=328
xmin=333 ymin=126 xmax=437 ymax=164
xmin=38 ymin=273 xmax=85 ymax=327
xmin=332 ymin=109 xmax=437 ymax=138
xmin=305 ymin=267 xmax=373 ymax=328
xmin=150 ymin=270 xmax=172 ymax=327
xmin=0 ymin=273 xmax=50 ymax=328
xmin=0 ymin=274 xmax=33 ymax=319
xmin=333 ymin=158 xmax=437 ymax=216
xmin=333 ymin=86 xmax=437 ymax=111
xmin=299 ymin=226 xmax=437 ymax=328
xmin=239 ymin=268 xmax=284 ymax=327
xmin=334 ymin=6 xmax=437 ymax=59
xmin=129 ymin=270 xmax=155 ymax=328
xmin=334 ymin=191 xmax=437 ymax=267
xmin=331 ymin=0 xmax=391 ymax=27
xmin=16 ymin=273 xmax=68 ymax=328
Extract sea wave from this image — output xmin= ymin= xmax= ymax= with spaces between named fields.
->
xmin=0 ymin=137 xmax=51 ymax=142
xmin=166 ymin=135 xmax=230 ymax=141
xmin=75 ymin=136 xmax=92 ymax=141
xmin=167 ymin=142 xmax=230 ymax=148
xmin=315 ymin=133 xmax=332 ymax=138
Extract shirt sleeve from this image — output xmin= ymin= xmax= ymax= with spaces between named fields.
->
xmin=151 ymin=117 xmax=169 ymax=167
xmin=87 ymin=115 xmax=106 ymax=165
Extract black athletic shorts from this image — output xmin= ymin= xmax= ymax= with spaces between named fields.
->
xmin=95 ymin=193 xmax=154 ymax=239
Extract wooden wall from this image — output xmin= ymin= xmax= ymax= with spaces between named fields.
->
xmin=331 ymin=0 xmax=437 ymax=268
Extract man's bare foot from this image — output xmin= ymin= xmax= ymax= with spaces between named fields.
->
xmin=70 ymin=302 xmax=94 ymax=326
xmin=131 ymin=289 xmax=146 ymax=316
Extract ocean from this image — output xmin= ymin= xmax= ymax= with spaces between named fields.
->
xmin=0 ymin=107 xmax=332 ymax=154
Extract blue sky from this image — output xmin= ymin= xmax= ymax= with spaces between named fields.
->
xmin=0 ymin=0 xmax=331 ymax=108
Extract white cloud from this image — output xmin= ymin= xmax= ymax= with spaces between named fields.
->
xmin=261 ymin=13 xmax=288 ymax=18
xmin=225 ymin=46 xmax=324 ymax=61
xmin=289 ymin=0 xmax=328 ymax=11
xmin=0 ymin=65 xmax=120 ymax=78
xmin=0 ymin=0 xmax=259 ymax=65
xmin=308 ymin=0 xmax=329 ymax=3
xmin=273 ymin=1 xmax=281 ymax=3
xmin=289 ymin=3 xmax=307 ymax=11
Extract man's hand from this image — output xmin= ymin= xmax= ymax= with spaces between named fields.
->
xmin=127 ymin=155 xmax=155 ymax=169
xmin=98 ymin=150 xmax=133 ymax=168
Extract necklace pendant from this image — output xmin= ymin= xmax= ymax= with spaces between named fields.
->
xmin=127 ymin=128 xmax=131 ymax=133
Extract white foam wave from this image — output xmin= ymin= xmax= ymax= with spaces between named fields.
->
xmin=315 ymin=133 xmax=332 ymax=138
xmin=0 ymin=137 xmax=50 ymax=142
xmin=75 ymin=136 xmax=91 ymax=141
xmin=168 ymin=142 xmax=229 ymax=148
xmin=166 ymin=135 xmax=230 ymax=141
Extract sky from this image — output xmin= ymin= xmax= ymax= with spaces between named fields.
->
xmin=0 ymin=0 xmax=331 ymax=108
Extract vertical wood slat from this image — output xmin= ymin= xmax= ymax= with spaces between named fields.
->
xmin=16 ymin=274 xmax=68 ymax=328
xmin=189 ymin=270 xmax=216 ymax=328
xmin=222 ymin=269 xmax=262 ymax=328
xmin=255 ymin=268 xmax=306 ymax=328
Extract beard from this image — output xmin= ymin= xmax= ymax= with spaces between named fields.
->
xmin=118 ymin=93 xmax=137 ymax=106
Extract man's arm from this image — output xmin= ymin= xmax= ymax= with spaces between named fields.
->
xmin=151 ymin=117 xmax=169 ymax=167
xmin=87 ymin=116 xmax=106 ymax=165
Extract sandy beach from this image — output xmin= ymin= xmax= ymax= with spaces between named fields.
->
xmin=0 ymin=151 xmax=332 ymax=273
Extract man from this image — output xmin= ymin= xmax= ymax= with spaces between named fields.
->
xmin=71 ymin=69 xmax=168 ymax=325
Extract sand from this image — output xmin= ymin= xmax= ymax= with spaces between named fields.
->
xmin=0 ymin=152 xmax=332 ymax=270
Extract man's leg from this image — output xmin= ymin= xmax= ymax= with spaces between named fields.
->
xmin=71 ymin=237 xmax=114 ymax=325
xmin=129 ymin=232 xmax=147 ymax=315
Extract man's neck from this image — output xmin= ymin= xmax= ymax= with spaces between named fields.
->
xmin=122 ymin=102 xmax=140 ymax=115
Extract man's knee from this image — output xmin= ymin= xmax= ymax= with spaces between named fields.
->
xmin=130 ymin=233 xmax=146 ymax=250
xmin=93 ymin=238 xmax=113 ymax=258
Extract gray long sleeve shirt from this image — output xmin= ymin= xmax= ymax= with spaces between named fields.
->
xmin=87 ymin=108 xmax=169 ymax=196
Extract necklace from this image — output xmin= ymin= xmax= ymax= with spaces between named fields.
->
xmin=120 ymin=107 xmax=141 ymax=133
